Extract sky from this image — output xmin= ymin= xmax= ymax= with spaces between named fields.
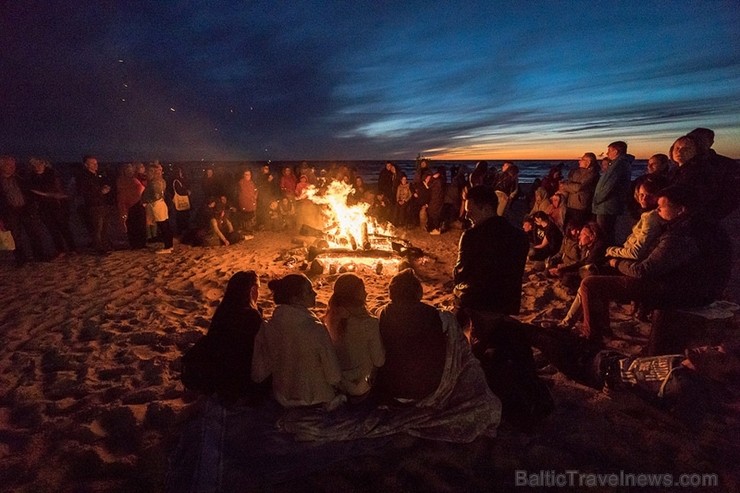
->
xmin=1 ymin=0 xmax=739 ymax=162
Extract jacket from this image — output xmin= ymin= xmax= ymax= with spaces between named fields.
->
xmin=606 ymin=209 xmax=663 ymax=261
xmin=252 ymin=304 xmax=341 ymax=407
xmin=561 ymin=166 xmax=598 ymax=211
xmin=592 ymin=154 xmax=634 ymax=215
xmin=453 ymin=215 xmax=528 ymax=314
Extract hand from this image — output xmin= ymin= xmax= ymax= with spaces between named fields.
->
xmin=608 ymin=259 xmax=618 ymax=268
xmin=548 ymin=267 xmax=559 ymax=276
xmin=101 ymin=185 xmax=111 ymax=194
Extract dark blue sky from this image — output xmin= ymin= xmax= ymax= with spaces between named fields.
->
xmin=2 ymin=0 xmax=738 ymax=161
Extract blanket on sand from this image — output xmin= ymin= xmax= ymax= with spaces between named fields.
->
xmin=166 ymin=310 xmax=500 ymax=491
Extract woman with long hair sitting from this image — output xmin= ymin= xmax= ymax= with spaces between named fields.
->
xmin=323 ymin=273 xmax=385 ymax=400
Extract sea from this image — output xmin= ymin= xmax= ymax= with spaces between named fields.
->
xmin=58 ymin=159 xmax=647 ymax=186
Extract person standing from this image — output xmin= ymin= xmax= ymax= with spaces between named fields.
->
xmin=77 ymin=155 xmax=113 ymax=254
xmin=453 ymin=185 xmax=550 ymax=427
xmin=116 ymin=163 xmax=147 ymax=249
xmin=28 ymin=157 xmax=76 ymax=254
xmin=0 ymin=155 xmax=50 ymax=265
xmin=687 ymin=127 xmax=740 ymax=219
xmin=560 ymin=153 xmax=598 ymax=227
xmin=236 ymin=168 xmax=258 ymax=236
xmin=142 ymin=162 xmax=173 ymax=253
xmin=591 ymin=141 xmax=633 ymax=245
xmin=453 ymin=185 xmax=529 ymax=355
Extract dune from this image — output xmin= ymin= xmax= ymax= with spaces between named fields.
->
xmin=0 ymin=202 xmax=738 ymax=492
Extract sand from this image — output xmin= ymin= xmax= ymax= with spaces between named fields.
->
xmin=1 ymin=205 xmax=739 ymax=492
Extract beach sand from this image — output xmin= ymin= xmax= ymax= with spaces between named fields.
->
xmin=1 ymin=203 xmax=739 ymax=492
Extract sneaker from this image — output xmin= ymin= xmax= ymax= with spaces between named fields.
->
xmin=243 ymin=234 xmax=255 ymax=240
xmin=429 ymin=229 xmax=441 ymax=235
xmin=156 ymin=248 xmax=173 ymax=254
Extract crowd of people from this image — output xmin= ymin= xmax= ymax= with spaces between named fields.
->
xmin=0 ymin=152 xmax=523 ymax=265
xmin=517 ymin=129 xmax=737 ymax=360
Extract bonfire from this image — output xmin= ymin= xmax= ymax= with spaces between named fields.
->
xmin=299 ymin=180 xmax=421 ymax=275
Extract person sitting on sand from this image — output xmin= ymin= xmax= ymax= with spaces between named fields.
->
xmin=374 ymin=269 xmax=447 ymax=403
xmin=182 ymin=271 xmax=270 ymax=405
xmin=323 ymin=273 xmax=385 ymax=399
xmin=547 ymin=221 xmax=581 ymax=272
xmin=252 ymin=274 xmax=344 ymax=410
xmin=529 ymin=211 xmax=563 ymax=262
xmin=558 ymin=180 xmax=666 ymax=329
xmin=547 ymin=221 xmax=605 ymax=291
xmin=577 ymin=186 xmax=732 ymax=353
xmin=546 ymin=192 xmax=566 ymax=231
xmin=605 ymin=176 xmax=667 ymax=263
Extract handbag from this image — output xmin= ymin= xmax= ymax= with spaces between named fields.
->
xmin=150 ymin=198 xmax=169 ymax=222
xmin=172 ymin=180 xmax=191 ymax=211
xmin=0 ymin=229 xmax=15 ymax=251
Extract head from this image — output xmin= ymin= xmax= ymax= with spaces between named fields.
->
xmin=656 ymin=186 xmax=694 ymax=222
xmin=400 ymin=175 xmax=408 ymax=185
xmin=329 ymin=273 xmax=367 ymax=310
xmin=578 ymin=221 xmax=602 ymax=247
xmin=83 ymin=155 xmax=98 ymax=173
xmin=565 ymin=221 xmax=582 ymax=239
xmin=606 ymin=141 xmax=627 ymax=160
xmin=221 ymin=270 xmax=260 ymax=310
xmin=282 ymin=167 xmax=293 ymax=176
xmin=600 ymin=157 xmax=610 ymax=172
xmin=299 ymin=174 xmax=308 ymax=183
xmin=670 ymin=135 xmax=699 ymax=167
xmin=501 ymin=161 xmax=513 ymax=173
xmin=579 ymin=153 xmax=597 ymax=169
xmin=685 ymin=342 xmax=740 ymax=382
xmin=385 ymin=161 xmax=393 ymax=171
xmin=464 ymin=185 xmax=498 ymax=225
xmin=29 ymin=157 xmax=48 ymax=174
xmin=687 ymin=127 xmax=714 ymax=151
xmin=121 ymin=163 xmax=135 ymax=178
xmin=636 ymin=176 xmax=668 ymax=210
xmin=147 ymin=163 xmax=163 ymax=179
xmin=647 ymin=154 xmax=670 ymax=175
xmin=134 ymin=162 xmax=146 ymax=175
xmin=532 ymin=211 xmax=550 ymax=227
xmin=261 ymin=164 xmax=270 ymax=175
xmin=242 ymin=169 xmax=252 ymax=180
xmin=0 ymin=155 xmax=16 ymax=177
xmin=522 ymin=217 xmax=534 ymax=232
xmin=505 ymin=163 xmax=519 ymax=176
xmin=389 ymin=268 xmax=423 ymax=303
xmin=268 ymin=274 xmax=316 ymax=307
